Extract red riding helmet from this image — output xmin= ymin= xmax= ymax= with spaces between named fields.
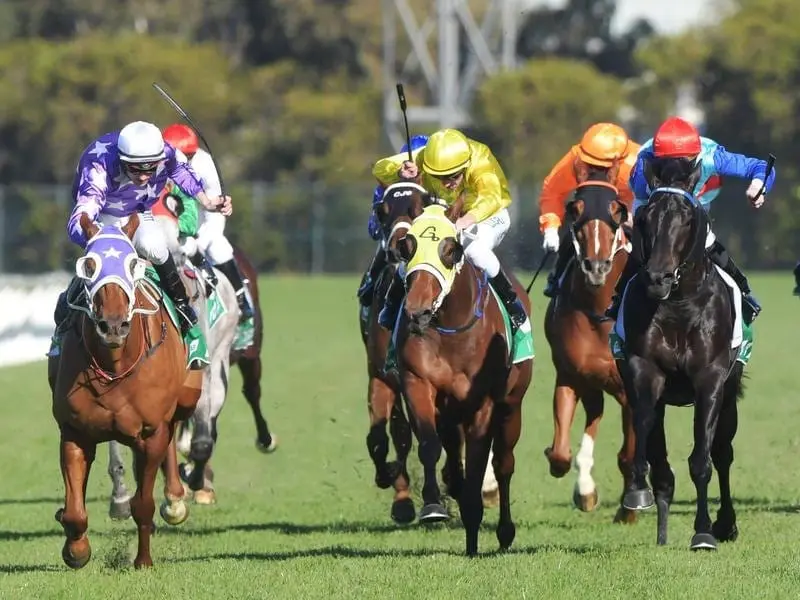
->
xmin=653 ymin=117 xmax=701 ymax=158
xmin=162 ymin=123 xmax=199 ymax=157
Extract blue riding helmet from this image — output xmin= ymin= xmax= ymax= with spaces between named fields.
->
xmin=368 ymin=134 xmax=430 ymax=240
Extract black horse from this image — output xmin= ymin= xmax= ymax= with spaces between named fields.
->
xmin=617 ymin=158 xmax=744 ymax=550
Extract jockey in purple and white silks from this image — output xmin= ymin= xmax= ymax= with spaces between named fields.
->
xmin=51 ymin=121 xmax=232 ymax=368
xmin=356 ymin=134 xmax=429 ymax=308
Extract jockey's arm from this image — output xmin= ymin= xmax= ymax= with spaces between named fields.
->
xmin=372 ymin=149 xmax=423 ymax=186
xmin=467 ymin=170 xmax=506 ymax=222
xmin=67 ymin=162 xmax=108 ymax=248
xmin=713 ymin=144 xmax=777 ymax=192
xmin=628 ymin=153 xmax=651 ymax=217
xmin=164 ymin=146 xmax=212 ymax=208
xmin=538 ymin=150 xmax=579 ymax=232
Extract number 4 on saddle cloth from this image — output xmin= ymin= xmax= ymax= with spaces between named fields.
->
xmin=608 ymin=266 xmax=754 ymax=366
xmin=380 ymin=205 xmax=535 ymax=373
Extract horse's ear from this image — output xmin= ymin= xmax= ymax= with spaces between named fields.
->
xmin=686 ymin=159 xmax=703 ymax=192
xmin=79 ymin=213 xmax=100 ymax=241
xmin=409 ymin=196 xmax=424 ymax=220
xmin=122 ymin=213 xmax=140 ymax=240
xmin=566 ymin=198 xmax=584 ymax=222
xmin=606 ymin=158 xmax=621 ymax=186
xmin=574 ymin=156 xmax=590 ymax=184
xmin=610 ymin=199 xmax=628 ymax=227
xmin=643 ymin=159 xmax=661 ymax=191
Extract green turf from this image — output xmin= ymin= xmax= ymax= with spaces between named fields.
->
xmin=2 ymin=273 xmax=800 ymax=599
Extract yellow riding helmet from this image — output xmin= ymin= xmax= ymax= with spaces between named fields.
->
xmin=422 ymin=129 xmax=472 ymax=176
xmin=576 ymin=123 xmax=630 ymax=167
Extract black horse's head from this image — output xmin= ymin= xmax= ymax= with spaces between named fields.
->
xmin=374 ymin=182 xmax=442 ymax=263
xmin=638 ymin=157 xmax=708 ymax=299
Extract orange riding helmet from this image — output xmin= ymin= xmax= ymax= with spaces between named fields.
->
xmin=576 ymin=123 xmax=631 ymax=167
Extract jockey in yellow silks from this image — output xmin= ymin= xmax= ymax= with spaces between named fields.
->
xmin=371 ymin=128 xmax=529 ymax=334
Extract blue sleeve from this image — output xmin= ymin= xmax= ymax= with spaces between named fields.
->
xmin=629 ymin=154 xmax=650 ymax=201
xmin=368 ymin=185 xmax=383 ymax=240
xmin=713 ymin=145 xmax=776 ymax=193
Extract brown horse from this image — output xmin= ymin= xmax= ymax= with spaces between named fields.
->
xmin=543 ymin=159 xmax=636 ymax=522
xmin=49 ymin=213 xmax=201 ymax=569
xmin=388 ymin=200 xmax=533 ymax=556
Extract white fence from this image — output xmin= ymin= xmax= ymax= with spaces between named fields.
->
xmin=0 ymin=272 xmax=71 ymax=367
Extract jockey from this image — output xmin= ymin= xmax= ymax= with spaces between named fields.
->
xmin=357 ymin=134 xmax=429 ymax=307
xmin=53 ymin=121 xmax=232 ymax=368
xmin=372 ymin=128 xmax=529 ymax=334
xmin=606 ymin=116 xmax=775 ymax=324
xmin=539 ymin=122 xmax=640 ymax=297
xmin=162 ymin=123 xmax=254 ymax=324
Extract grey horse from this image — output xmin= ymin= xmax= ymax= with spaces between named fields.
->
xmin=107 ymin=208 xmax=240 ymax=519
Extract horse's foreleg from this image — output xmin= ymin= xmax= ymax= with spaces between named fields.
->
xmin=56 ymin=431 xmax=96 ymax=569
xmin=460 ymin=399 xmax=494 ymax=556
xmin=159 ymin=421 xmax=190 ymax=525
xmin=405 ymin=373 xmax=448 ymax=524
xmin=711 ymin=392 xmax=739 ymax=543
xmin=646 ymin=404 xmax=674 ymax=545
xmin=621 ymin=357 xmax=665 ymax=512
xmin=366 ymin=376 xmax=395 ymax=489
xmin=107 ymin=440 xmax=132 ymax=520
xmin=688 ymin=379 xmax=726 ymax=551
xmin=545 ymin=378 xmax=579 ymax=478
xmin=130 ymin=425 xmax=169 ymax=568
xmin=573 ymin=389 xmax=604 ymax=512
xmin=613 ymin=399 xmax=638 ymax=524
xmin=238 ymin=355 xmax=277 ymax=452
xmin=493 ymin=399 xmax=522 ymax=553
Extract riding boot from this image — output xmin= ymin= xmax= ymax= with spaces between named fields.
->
xmin=794 ymin=261 xmax=800 ymax=296
xmin=606 ymin=253 xmax=640 ymax=320
xmin=543 ymin=239 xmax=574 ymax=298
xmin=215 ymin=258 xmax=255 ymax=323
xmin=357 ymin=245 xmax=388 ymax=307
xmin=489 ymin=267 xmax=528 ymax=334
xmin=378 ymin=271 xmax=405 ymax=330
xmin=190 ymin=251 xmax=218 ymax=289
xmin=708 ymin=241 xmax=760 ymax=323
xmin=48 ymin=277 xmax=83 ymax=357
xmin=155 ymin=255 xmax=198 ymax=335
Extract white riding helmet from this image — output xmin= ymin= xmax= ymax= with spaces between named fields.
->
xmin=117 ymin=121 xmax=166 ymax=164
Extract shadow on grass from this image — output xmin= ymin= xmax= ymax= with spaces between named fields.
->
xmin=0 ymin=496 xmax=103 ymax=507
xmin=668 ymin=496 xmax=799 ymax=514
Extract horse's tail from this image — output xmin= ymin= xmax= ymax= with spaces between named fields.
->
xmin=725 ymin=361 xmax=746 ymax=403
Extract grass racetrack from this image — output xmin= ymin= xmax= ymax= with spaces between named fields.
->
xmin=2 ymin=273 xmax=799 ymax=599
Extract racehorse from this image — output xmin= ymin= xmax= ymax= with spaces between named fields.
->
xmin=387 ymin=198 xmax=533 ymax=556
xmin=617 ymin=159 xmax=744 ymax=550
xmin=49 ymin=213 xmax=200 ymax=569
xmin=106 ymin=201 xmax=240 ymax=512
xmin=543 ymin=159 xmax=637 ymax=523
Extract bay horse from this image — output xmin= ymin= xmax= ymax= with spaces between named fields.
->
xmin=617 ymin=159 xmax=744 ymax=550
xmin=543 ymin=158 xmax=637 ymax=523
xmin=49 ymin=213 xmax=201 ymax=569
xmin=388 ymin=201 xmax=533 ymax=556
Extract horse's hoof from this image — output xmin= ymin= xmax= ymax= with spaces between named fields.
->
xmin=54 ymin=508 xmax=64 ymax=523
xmin=256 ymin=435 xmax=278 ymax=454
xmin=193 ymin=489 xmax=216 ymax=505
xmin=391 ymin=497 xmax=416 ymax=525
xmin=712 ymin=521 xmax=739 ymax=543
xmin=109 ymin=496 xmax=132 ymax=520
xmin=159 ymin=498 xmax=189 ymax=525
xmin=179 ymin=461 xmax=193 ymax=484
xmin=62 ymin=539 xmax=91 ymax=569
xmin=418 ymin=503 xmax=449 ymax=524
xmin=573 ymin=487 xmax=599 ymax=512
xmin=544 ymin=447 xmax=571 ymax=478
xmin=622 ymin=488 xmax=655 ymax=511
xmin=482 ymin=487 xmax=500 ymax=509
xmin=496 ymin=521 xmax=516 ymax=550
xmin=133 ymin=556 xmax=154 ymax=569
xmin=613 ymin=506 xmax=638 ymax=524
xmin=690 ymin=532 xmax=717 ymax=551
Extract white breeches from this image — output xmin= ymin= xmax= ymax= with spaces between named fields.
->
xmin=632 ymin=200 xmax=715 ymax=249
xmin=98 ymin=211 xmax=169 ymax=265
xmin=461 ymin=208 xmax=511 ymax=278
xmin=195 ymin=210 xmax=234 ymax=264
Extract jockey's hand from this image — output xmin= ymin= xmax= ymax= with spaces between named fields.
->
xmin=746 ymin=179 xmax=766 ymax=208
xmin=455 ymin=213 xmax=477 ymax=232
xmin=398 ymin=161 xmax=419 ymax=181
xmin=212 ymin=195 xmax=233 ymax=216
xmin=542 ymin=227 xmax=560 ymax=253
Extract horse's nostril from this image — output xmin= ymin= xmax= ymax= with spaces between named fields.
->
xmin=98 ymin=320 xmax=110 ymax=334
xmin=583 ymin=259 xmax=592 ymax=272
xmin=119 ymin=321 xmax=131 ymax=334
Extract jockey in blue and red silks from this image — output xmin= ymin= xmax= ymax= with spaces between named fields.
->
xmin=51 ymin=120 xmax=233 ymax=368
xmin=356 ymin=134 xmax=429 ymax=307
xmin=606 ymin=116 xmax=776 ymax=325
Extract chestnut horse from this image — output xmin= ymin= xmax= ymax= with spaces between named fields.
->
xmin=543 ymin=159 xmax=637 ymax=523
xmin=49 ymin=213 xmax=201 ymax=569
xmin=388 ymin=201 xmax=533 ymax=556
